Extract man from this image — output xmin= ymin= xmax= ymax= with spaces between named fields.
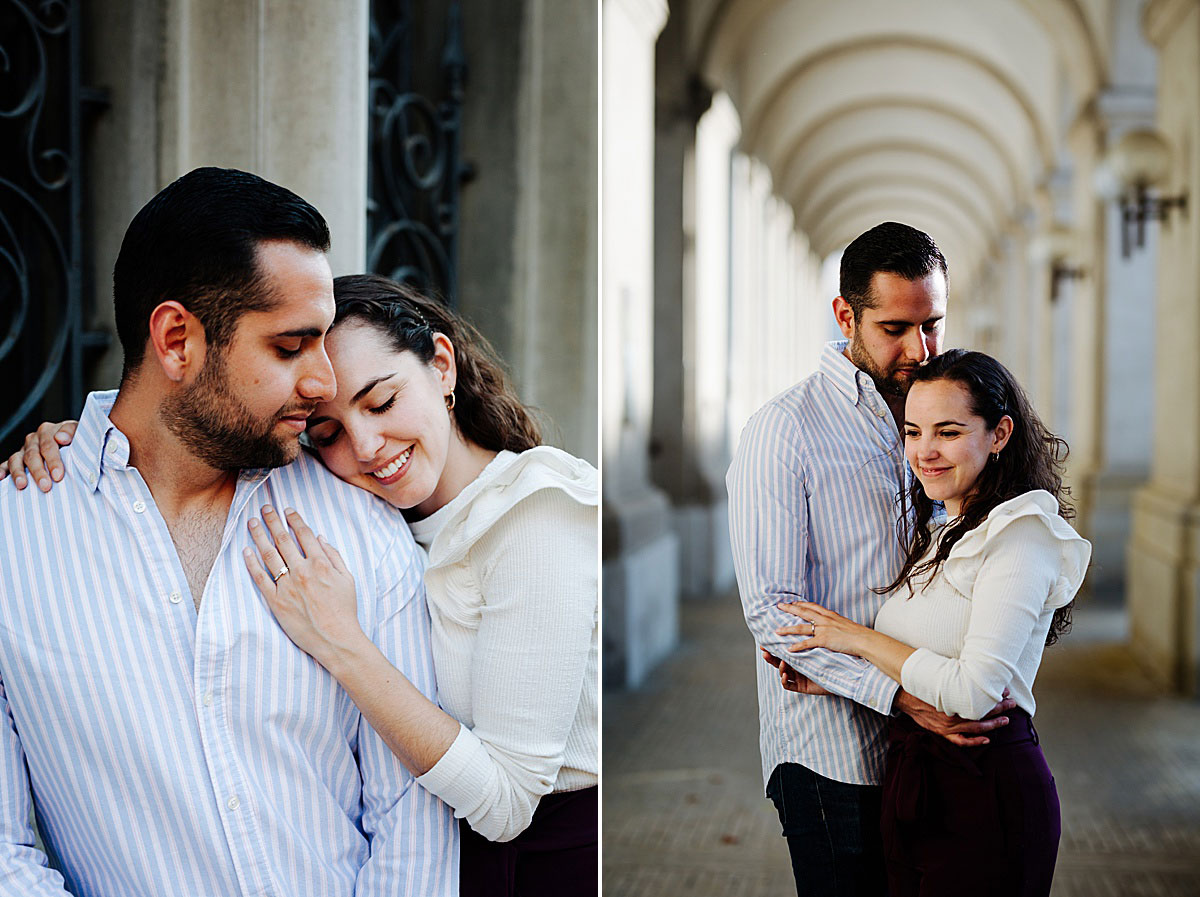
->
xmin=0 ymin=168 xmax=457 ymax=895
xmin=727 ymin=222 xmax=1012 ymax=897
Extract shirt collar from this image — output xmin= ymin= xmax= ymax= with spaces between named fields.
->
xmin=819 ymin=339 xmax=883 ymax=408
xmin=71 ymin=389 xmax=272 ymax=491
xmin=69 ymin=390 xmax=123 ymax=492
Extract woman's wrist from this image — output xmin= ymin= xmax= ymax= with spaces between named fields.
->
xmin=319 ymin=627 xmax=377 ymax=681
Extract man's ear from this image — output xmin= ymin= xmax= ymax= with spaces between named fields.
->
xmin=147 ymin=301 xmax=207 ymax=382
xmin=833 ymin=296 xmax=856 ymax=340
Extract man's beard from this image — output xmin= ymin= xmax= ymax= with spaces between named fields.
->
xmin=848 ymin=335 xmax=915 ymax=400
xmin=161 ymin=351 xmax=308 ymax=471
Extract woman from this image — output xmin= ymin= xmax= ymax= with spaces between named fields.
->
xmin=4 ymin=274 xmax=598 ymax=897
xmin=775 ymin=349 xmax=1089 ymax=897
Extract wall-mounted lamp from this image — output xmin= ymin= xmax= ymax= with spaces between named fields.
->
xmin=1029 ymin=226 xmax=1087 ymax=302
xmin=1050 ymin=261 xmax=1087 ymax=302
xmin=1095 ymin=129 xmax=1188 ymax=258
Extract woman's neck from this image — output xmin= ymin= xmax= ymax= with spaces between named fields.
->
xmin=408 ymin=433 xmax=498 ymax=521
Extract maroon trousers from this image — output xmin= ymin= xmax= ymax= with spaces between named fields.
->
xmin=459 ymin=786 xmax=597 ymax=897
xmin=881 ymin=709 xmax=1060 ymax=897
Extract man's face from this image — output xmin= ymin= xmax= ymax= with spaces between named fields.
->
xmin=842 ymin=270 xmax=947 ymax=399
xmin=162 ymin=240 xmax=337 ymax=470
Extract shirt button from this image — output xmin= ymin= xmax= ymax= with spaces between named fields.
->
xmin=168 ymin=591 xmax=182 ymax=605
xmin=203 ymin=692 xmax=213 ymax=707
xmin=227 ymin=796 xmax=240 ymax=811
xmin=86 ymin=473 xmax=96 ymax=485
xmin=133 ymin=500 xmax=147 ymax=513
xmin=874 ymin=407 xmax=886 ymax=418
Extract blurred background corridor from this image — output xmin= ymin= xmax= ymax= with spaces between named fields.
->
xmin=603 ymin=0 xmax=1200 ymax=890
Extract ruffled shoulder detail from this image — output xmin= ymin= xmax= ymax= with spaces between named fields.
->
xmin=423 ymin=446 xmax=597 ymax=570
xmin=941 ymin=490 xmax=1091 ymax=609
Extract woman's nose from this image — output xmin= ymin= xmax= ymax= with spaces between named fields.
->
xmin=347 ymin=426 xmax=385 ymax=462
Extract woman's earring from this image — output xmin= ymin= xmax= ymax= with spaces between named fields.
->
xmin=445 ymin=390 xmax=456 ymax=412
xmin=990 ymin=451 xmax=1000 ymax=463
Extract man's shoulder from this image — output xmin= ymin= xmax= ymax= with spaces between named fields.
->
xmin=743 ymin=373 xmax=830 ymax=436
xmin=263 ymin=453 xmax=414 ymax=554
xmin=0 ymin=443 xmax=88 ymax=518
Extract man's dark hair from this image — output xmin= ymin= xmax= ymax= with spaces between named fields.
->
xmin=839 ymin=221 xmax=947 ymax=321
xmin=112 ymin=167 xmax=331 ymax=378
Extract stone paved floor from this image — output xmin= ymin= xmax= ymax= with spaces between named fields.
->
xmin=602 ymin=592 xmax=1200 ymax=896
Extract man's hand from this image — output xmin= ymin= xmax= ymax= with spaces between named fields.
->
xmin=760 ymin=648 xmax=834 ymax=695
xmin=894 ymin=688 xmax=1016 ymax=747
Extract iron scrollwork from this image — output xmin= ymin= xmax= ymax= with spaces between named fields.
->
xmin=0 ymin=0 xmax=106 ymax=445
xmin=367 ymin=0 xmax=468 ymax=304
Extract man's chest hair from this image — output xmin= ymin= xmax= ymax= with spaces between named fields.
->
xmin=162 ymin=507 xmax=227 ymax=609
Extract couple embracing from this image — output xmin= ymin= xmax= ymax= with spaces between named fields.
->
xmin=729 ymin=222 xmax=1091 ymax=897
xmin=0 ymin=168 xmax=597 ymax=896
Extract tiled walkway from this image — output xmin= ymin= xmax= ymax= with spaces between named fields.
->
xmin=602 ymin=593 xmax=1200 ymax=896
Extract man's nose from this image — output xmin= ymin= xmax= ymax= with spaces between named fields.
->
xmin=298 ymin=347 xmax=336 ymax=402
xmin=906 ymin=330 xmax=929 ymax=364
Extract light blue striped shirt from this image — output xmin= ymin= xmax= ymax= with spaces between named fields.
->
xmin=728 ymin=340 xmax=909 ymax=788
xmin=0 ymin=391 xmax=458 ymax=896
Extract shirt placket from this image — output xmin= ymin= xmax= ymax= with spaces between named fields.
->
xmin=100 ymin=460 xmax=275 ymax=897
xmin=193 ymin=472 xmax=275 ymax=897
xmin=861 ymin=388 xmax=904 ymax=467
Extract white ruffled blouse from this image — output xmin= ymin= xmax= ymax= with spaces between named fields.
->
xmin=873 ymin=490 xmax=1091 ymax=720
xmin=408 ymin=447 xmax=598 ymax=842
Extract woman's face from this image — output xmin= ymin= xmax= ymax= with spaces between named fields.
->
xmin=306 ymin=321 xmax=456 ymax=516
xmin=903 ymin=378 xmax=1012 ymax=517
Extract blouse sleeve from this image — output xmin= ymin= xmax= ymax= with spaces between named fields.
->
xmin=415 ymin=487 xmax=596 ymax=842
xmin=899 ymin=515 xmax=1061 ymax=720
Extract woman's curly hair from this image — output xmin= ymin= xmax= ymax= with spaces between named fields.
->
xmin=878 ymin=349 xmax=1076 ymax=646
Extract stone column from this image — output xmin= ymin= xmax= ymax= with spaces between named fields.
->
xmin=456 ymin=0 xmax=597 ymax=463
xmin=1089 ymin=4 xmax=1158 ymax=602
xmin=602 ymin=0 xmax=678 ymax=689
xmin=86 ymin=0 xmax=175 ymax=388
xmin=1025 ymin=212 xmax=1057 ymax=426
xmin=650 ymin=10 xmax=739 ymax=600
xmin=1127 ymin=0 xmax=1200 ymax=693
xmin=1063 ymin=113 xmax=1104 ymax=552
xmin=160 ymin=0 xmax=369 ymax=276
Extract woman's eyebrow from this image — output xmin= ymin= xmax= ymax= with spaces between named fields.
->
xmin=351 ymin=373 xmax=398 ymax=405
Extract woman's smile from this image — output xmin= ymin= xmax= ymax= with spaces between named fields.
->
xmin=369 ymin=445 xmax=415 ymax=483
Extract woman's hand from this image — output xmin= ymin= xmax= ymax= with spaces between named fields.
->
xmin=776 ymin=600 xmax=874 ymax=657
xmin=243 ymin=505 xmax=369 ymax=672
xmin=1 ymin=421 xmax=76 ymax=491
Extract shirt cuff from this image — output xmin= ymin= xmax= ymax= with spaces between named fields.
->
xmin=853 ymin=662 xmax=901 ymax=715
xmin=416 ymin=723 xmax=492 ymax=817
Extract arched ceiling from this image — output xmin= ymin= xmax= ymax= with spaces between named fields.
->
xmin=685 ymin=0 xmax=1109 ymax=288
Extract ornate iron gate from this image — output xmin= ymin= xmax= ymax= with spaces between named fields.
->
xmin=367 ymin=0 xmax=467 ymax=305
xmin=0 ymin=0 xmax=107 ymax=444
xmin=0 ymin=1 xmax=465 ymax=446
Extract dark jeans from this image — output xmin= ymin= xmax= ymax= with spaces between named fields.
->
xmin=766 ymin=763 xmax=887 ymax=897
xmin=459 ymin=786 xmax=597 ymax=897
xmin=882 ymin=709 xmax=1060 ymax=896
